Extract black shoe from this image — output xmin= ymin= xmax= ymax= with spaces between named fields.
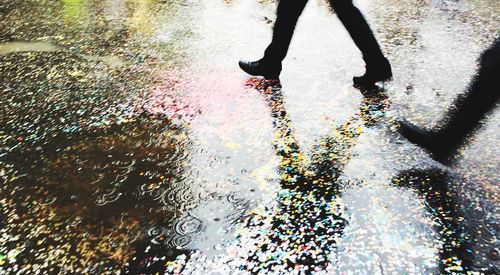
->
xmin=353 ymin=57 xmax=392 ymax=88
xmin=238 ymin=59 xmax=281 ymax=80
xmin=398 ymin=121 xmax=456 ymax=163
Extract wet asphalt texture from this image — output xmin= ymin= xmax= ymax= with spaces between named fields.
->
xmin=0 ymin=0 xmax=499 ymax=274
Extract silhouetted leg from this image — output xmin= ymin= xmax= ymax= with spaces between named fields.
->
xmin=399 ymin=37 xmax=500 ymax=163
xmin=239 ymin=0 xmax=308 ymax=79
xmin=330 ymin=0 xmax=383 ymax=63
xmin=435 ymin=38 xmax=500 ymax=148
xmin=331 ymin=0 xmax=392 ymax=86
xmin=262 ymin=0 xmax=309 ymax=63
xmin=239 ymin=0 xmax=391 ymax=82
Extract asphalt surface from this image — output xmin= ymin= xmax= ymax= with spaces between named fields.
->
xmin=0 ymin=0 xmax=498 ymax=274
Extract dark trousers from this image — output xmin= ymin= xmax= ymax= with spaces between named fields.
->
xmin=263 ymin=0 xmax=385 ymax=65
xmin=437 ymin=37 xmax=500 ymax=146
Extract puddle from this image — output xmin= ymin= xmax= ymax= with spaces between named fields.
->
xmin=0 ymin=0 xmax=498 ymax=273
xmin=0 ymin=40 xmax=126 ymax=68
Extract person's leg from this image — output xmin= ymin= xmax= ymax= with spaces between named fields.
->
xmin=330 ymin=0 xmax=392 ymax=86
xmin=399 ymin=37 xmax=500 ymax=163
xmin=263 ymin=0 xmax=309 ymax=63
xmin=440 ymin=38 xmax=500 ymax=140
xmin=239 ymin=0 xmax=309 ymax=79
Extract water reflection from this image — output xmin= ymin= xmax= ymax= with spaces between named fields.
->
xmin=0 ymin=40 xmax=194 ymax=272
xmin=179 ymin=79 xmax=391 ymax=273
xmin=392 ymin=169 xmax=498 ymax=273
xmin=0 ymin=109 xmax=192 ymax=270
xmin=0 ymin=0 xmax=498 ymax=273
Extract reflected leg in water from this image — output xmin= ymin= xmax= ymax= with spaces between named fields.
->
xmin=235 ymin=79 xmax=390 ymax=272
xmin=392 ymin=169 xmax=498 ymax=273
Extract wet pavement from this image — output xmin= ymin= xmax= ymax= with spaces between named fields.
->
xmin=0 ymin=0 xmax=499 ymax=274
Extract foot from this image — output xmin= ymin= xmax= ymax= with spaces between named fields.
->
xmin=353 ymin=57 xmax=392 ymax=88
xmin=398 ymin=121 xmax=455 ymax=163
xmin=238 ymin=59 xmax=281 ymax=80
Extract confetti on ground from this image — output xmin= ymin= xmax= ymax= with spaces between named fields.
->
xmin=0 ymin=0 xmax=498 ymax=274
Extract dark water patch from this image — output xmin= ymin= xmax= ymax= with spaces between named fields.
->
xmin=0 ymin=49 xmax=199 ymax=272
xmin=0 ymin=112 xmax=193 ymax=270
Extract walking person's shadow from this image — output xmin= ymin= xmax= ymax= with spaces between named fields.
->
xmin=240 ymin=78 xmax=390 ymax=272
